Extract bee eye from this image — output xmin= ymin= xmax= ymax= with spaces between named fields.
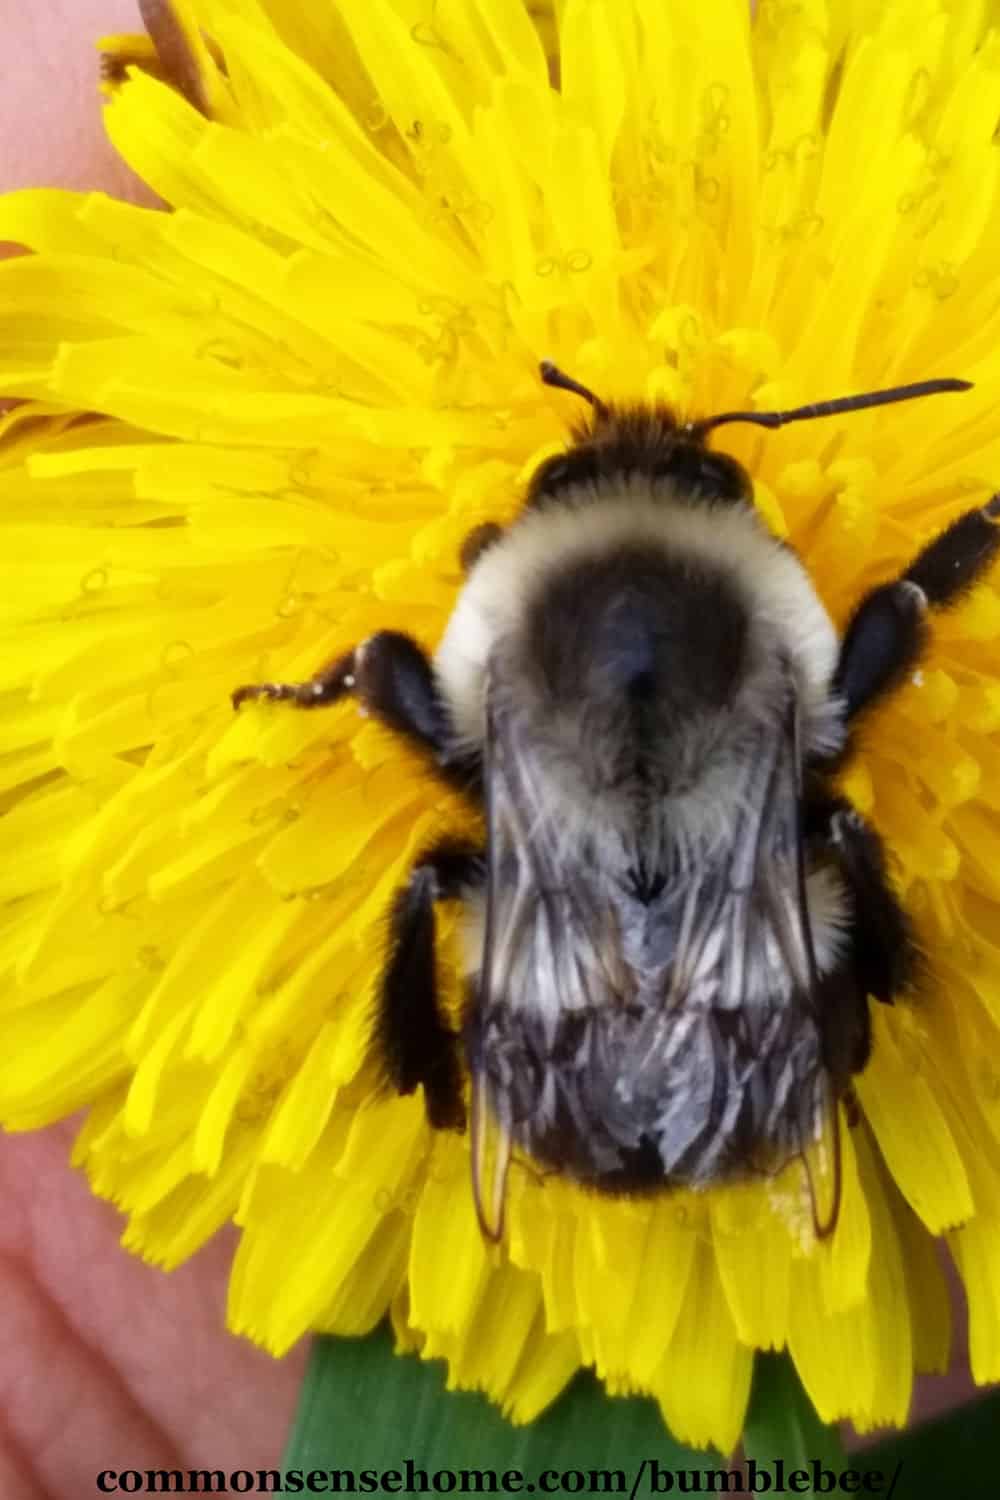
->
xmin=696 ymin=453 xmax=752 ymax=500
xmin=459 ymin=522 xmax=504 ymax=572
xmin=527 ymin=450 xmax=602 ymax=507
xmin=656 ymin=446 xmax=751 ymax=502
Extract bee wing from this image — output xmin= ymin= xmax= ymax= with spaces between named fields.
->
xmin=799 ymin=1086 xmax=843 ymax=1238
xmin=469 ymin=691 xmax=517 ymax=1243
xmin=706 ymin=672 xmax=841 ymax=1237
xmin=784 ymin=692 xmax=843 ymax=1240
xmin=470 ymin=1058 xmax=512 ymax=1243
xmin=658 ymin=687 xmax=804 ymax=1019
xmin=471 ymin=663 xmax=843 ymax=1240
xmin=470 ymin=686 xmax=628 ymax=1240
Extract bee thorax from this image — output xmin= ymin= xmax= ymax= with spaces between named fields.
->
xmin=527 ymin=546 xmax=748 ymax=737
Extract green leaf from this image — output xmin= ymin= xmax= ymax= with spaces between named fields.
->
xmin=863 ymin=1389 xmax=1000 ymax=1498
xmin=284 ymin=1325 xmax=719 ymax=1484
xmin=743 ymin=1352 xmax=848 ymax=1496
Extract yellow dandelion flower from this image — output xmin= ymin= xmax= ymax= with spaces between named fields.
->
xmin=3 ymin=0 xmax=1000 ymax=1455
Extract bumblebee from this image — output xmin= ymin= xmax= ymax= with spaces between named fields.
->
xmin=234 ymin=363 xmax=995 ymax=1239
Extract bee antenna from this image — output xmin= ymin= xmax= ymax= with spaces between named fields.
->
xmin=539 ymin=360 xmax=610 ymax=420
xmin=689 ymin=377 xmax=973 ymax=438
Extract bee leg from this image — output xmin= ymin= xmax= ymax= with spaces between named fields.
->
xmin=904 ymin=493 xmax=1000 ymax=604
xmin=377 ymin=840 xmax=485 ymax=1131
xmin=829 ymin=802 xmax=919 ymax=1004
xmin=807 ymin=812 xmax=905 ymax=1095
xmin=835 ymin=495 xmax=1000 ymax=721
xmin=232 ymin=631 xmax=479 ymax=782
xmin=842 ymin=1086 xmax=862 ymax=1127
xmin=833 ymin=579 xmax=928 ymax=723
xmin=232 ymin=647 xmax=357 ymax=711
xmin=806 ymin=790 xmax=919 ymax=1081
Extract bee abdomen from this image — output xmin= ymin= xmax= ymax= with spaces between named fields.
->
xmin=474 ymin=1002 xmax=825 ymax=1193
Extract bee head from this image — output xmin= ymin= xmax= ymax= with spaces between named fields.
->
xmin=532 ymin=359 xmax=972 ymax=513
xmin=531 ymin=359 xmax=752 ymax=509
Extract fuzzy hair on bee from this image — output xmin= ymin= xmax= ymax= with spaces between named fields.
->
xmin=233 ymin=361 xmax=998 ymax=1242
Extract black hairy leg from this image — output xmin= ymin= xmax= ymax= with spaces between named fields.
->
xmin=812 ymin=964 xmax=872 ymax=1088
xmin=808 ymin=795 xmax=919 ymax=1076
xmin=232 ymin=631 xmax=480 ymax=794
xmin=232 ymin=645 xmax=356 ymax=710
xmin=376 ymin=841 xmax=485 ymax=1130
xmin=834 ymin=494 xmax=1000 ymax=721
xmin=832 ymin=579 xmax=927 ymax=725
xmin=826 ymin=801 xmax=919 ymax=1005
